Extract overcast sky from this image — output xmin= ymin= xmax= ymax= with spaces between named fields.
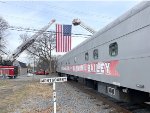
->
xmin=0 ymin=0 xmax=141 ymax=63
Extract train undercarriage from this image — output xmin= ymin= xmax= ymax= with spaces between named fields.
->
xmin=57 ymin=72 xmax=150 ymax=104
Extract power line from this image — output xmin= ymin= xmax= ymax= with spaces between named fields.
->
xmin=1 ymin=2 xmax=93 ymax=37
xmin=8 ymin=26 xmax=92 ymax=38
xmin=0 ymin=2 xmax=49 ymax=24
xmin=0 ymin=1 xmax=112 ymax=23
xmin=0 ymin=1 xmax=5 ymax=3
xmin=0 ymin=1 xmax=107 ymax=18
xmin=0 ymin=49 xmax=8 ymax=55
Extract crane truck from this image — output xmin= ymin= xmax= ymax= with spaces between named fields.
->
xmin=72 ymin=19 xmax=96 ymax=34
xmin=0 ymin=19 xmax=55 ymax=78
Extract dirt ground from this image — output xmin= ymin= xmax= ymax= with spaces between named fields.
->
xmin=0 ymin=75 xmax=53 ymax=113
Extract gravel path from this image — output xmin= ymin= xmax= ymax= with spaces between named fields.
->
xmin=54 ymin=82 xmax=113 ymax=113
xmin=9 ymin=74 xmax=115 ymax=113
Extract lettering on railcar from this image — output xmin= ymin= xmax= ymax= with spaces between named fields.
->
xmin=61 ymin=60 xmax=119 ymax=76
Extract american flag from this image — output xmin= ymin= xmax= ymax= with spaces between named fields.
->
xmin=56 ymin=24 xmax=72 ymax=52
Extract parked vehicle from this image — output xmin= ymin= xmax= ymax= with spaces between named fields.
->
xmin=35 ymin=70 xmax=49 ymax=75
xmin=0 ymin=66 xmax=18 ymax=79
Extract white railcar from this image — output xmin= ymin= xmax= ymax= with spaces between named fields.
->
xmin=57 ymin=2 xmax=150 ymax=103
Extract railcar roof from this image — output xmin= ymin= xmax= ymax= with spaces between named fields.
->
xmin=59 ymin=1 xmax=150 ymax=60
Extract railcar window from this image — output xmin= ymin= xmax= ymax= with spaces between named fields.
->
xmin=74 ymin=57 xmax=77 ymax=63
xmin=109 ymin=42 xmax=118 ymax=56
xmin=85 ymin=52 xmax=89 ymax=61
xmin=93 ymin=49 xmax=98 ymax=59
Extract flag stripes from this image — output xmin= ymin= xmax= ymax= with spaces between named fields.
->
xmin=56 ymin=24 xmax=72 ymax=52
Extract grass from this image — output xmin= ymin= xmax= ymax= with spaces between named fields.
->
xmin=0 ymin=80 xmax=10 ymax=87
xmin=0 ymin=80 xmax=53 ymax=113
xmin=27 ymin=82 xmax=53 ymax=99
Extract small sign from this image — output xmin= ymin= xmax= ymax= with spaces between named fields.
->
xmin=40 ymin=76 xmax=67 ymax=113
xmin=40 ymin=77 xmax=67 ymax=83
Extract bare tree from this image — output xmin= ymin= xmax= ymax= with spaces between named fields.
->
xmin=20 ymin=32 xmax=56 ymax=73
xmin=0 ymin=17 xmax=9 ymax=54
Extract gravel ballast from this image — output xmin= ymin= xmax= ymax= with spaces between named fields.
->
xmin=6 ymin=75 xmax=115 ymax=113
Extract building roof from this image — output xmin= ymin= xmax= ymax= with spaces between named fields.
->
xmin=18 ymin=61 xmax=27 ymax=68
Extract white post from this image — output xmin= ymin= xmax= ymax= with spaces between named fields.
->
xmin=53 ymin=82 xmax=56 ymax=113
xmin=40 ymin=77 xmax=67 ymax=113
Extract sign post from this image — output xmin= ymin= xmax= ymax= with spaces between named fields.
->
xmin=53 ymin=82 xmax=56 ymax=113
xmin=40 ymin=77 xmax=67 ymax=113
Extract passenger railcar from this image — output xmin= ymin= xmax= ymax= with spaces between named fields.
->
xmin=56 ymin=2 xmax=150 ymax=103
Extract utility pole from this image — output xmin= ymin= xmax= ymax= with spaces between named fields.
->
xmin=0 ymin=36 xmax=2 ymax=63
xmin=32 ymin=56 xmax=35 ymax=80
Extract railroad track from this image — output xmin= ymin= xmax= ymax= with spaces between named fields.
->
xmin=68 ymin=80 xmax=150 ymax=113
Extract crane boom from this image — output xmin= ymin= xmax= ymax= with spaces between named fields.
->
xmin=10 ymin=19 xmax=56 ymax=62
xmin=72 ymin=19 xmax=96 ymax=34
